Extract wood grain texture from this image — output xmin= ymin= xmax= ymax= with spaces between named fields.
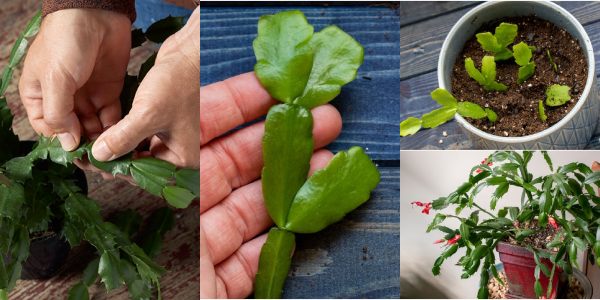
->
xmin=0 ymin=1 xmax=198 ymax=299
xmin=400 ymin=1 xmax=600 ymax=149
xmin=201 ymin=4 xmax=400 ymax=298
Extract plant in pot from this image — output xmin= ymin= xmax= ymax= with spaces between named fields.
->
xmin=400 ymin=1 xmax=597 ymax=149
xmin=416 ymin=150 xmax=600 ymax=298
xmin=0 ymin=11 xmax=199 ymax=299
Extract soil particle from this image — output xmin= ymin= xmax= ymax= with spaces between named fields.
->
xmin=451 ymin=16 xmax=588 ymax=137
xmin=507 ymin=220 xmax=559 ymax=250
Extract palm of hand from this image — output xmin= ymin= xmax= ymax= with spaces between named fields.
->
xmin=199 ymin=72 xmax=342 ymax=298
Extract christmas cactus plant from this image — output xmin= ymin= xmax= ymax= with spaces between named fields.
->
xmin=418 ymin=150 xmax=600 ymax=298
xmin=0 ymin=10 xmax=198 ymax=299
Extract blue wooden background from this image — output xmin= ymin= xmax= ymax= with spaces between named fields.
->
xmin=200 ymin=3 xmax=400 ymax=298
xmin=400 ymin=1 xmax=600 ymax=149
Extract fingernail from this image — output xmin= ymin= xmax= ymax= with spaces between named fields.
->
xmin=57 ymin=133 xmax=77 ymax=151
xmin=92 ymin=140 xmax=115 ymax=161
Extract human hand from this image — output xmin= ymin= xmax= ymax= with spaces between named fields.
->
xmin=91 ymin=7 xmax=200 ymax=168
xmin=199 ymin=72 xmax=342 ymax=298
xmin=19 ymin=8 xmax=131 ymax=151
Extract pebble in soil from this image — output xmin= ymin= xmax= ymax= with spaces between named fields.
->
xmin=488 ymin=271 xmax=584 ymax=299
xmin=451 ymin=16 xmax=588 ymax=137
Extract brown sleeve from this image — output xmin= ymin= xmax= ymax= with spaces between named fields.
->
xmin=42 ymin=0 xmax=136 ymax=22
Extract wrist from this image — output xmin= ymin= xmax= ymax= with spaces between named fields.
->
xmin=42 ymin=0 xmax=136 ymax=22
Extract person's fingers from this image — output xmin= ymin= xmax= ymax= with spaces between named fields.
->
xmin=200 ymin=104 xmax=342 ymax=213
xmin=21 ymin=97 xmax=54 ymax=137
xmin=91 ymin=107 xmax=159 ymax=161
xmin=201 ymin=149 xmax=333 ymax=264
xmin=74 ymin=94 xmax=103 ymax=139
xmin=200 ymin=72 xmax=277 ymax=146
xmin=308 ymin=149 xmax=334 ymax=176
xmin=42 ymin=77 xmax=81 ymax=150
xmin=200 ymin=225 xmax=217 ymax=299
xmin=96 ymin=100 xmax=121 ymax=129
xmin=201 ymin=180 xmax=271 ymax=265
xmin=213 ymin=233 xmax=268 ymax=299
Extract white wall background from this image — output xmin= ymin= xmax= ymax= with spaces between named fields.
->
xmin=400 ymin=150 xmax=600 ymax=298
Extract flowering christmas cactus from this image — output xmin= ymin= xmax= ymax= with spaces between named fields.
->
xmin=415 ymin=151 xmax=600 ymax=298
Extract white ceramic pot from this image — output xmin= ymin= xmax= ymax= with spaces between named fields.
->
xmin=438 ymin=1 xmax=598 ymax=149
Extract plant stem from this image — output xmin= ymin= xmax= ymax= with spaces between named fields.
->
xmin=473 ymin=203 xmax=496 ymax=218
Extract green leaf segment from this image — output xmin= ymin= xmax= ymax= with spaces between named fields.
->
xmin=252 ymin=10 xmax=380 ymax=298
xmin=513 ymin=41 xmax=536 ymax=84
xmin=464 ymin=56 xmax=508 ymax=91
xmin=0 ymin=10 xmax=194 ymax=300
xmin=475 ymin=22 xmax=518 ymax=61
xmin=400 ymin=88 xmax=497 ymax=137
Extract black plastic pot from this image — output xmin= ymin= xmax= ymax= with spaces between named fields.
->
xmin=20 ymin=232 xmax=70 ymax=280
xmin=17 ymin=147 xmax=89 ymax=280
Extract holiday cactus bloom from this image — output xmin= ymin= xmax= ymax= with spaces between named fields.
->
xmin=411 ymin=201 xmax=433 ymax=214
xmin=418 ymin=151 xmax=600 ymax=299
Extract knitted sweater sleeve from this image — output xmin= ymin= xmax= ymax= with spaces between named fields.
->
xmin=42 ymin=0 xmax=136 ymax=22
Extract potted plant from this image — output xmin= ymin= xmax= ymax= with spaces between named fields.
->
xmin=415 ymin=150 xmax=600 ymax=298
xmin=400 ymin=1 xmax=597 ymax=149
xmin=0 ymin=11 xmax=199 ymax=299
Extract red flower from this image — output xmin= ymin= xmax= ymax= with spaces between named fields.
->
xmin=548 ymin=217 xmax=559 ymax=230
xmin=434 ymin=239 xmax=445 ymax=244
xmin=447 ymin=234 xmax=461 ymax=245
xmin=422 ymin=202 xmax=432 ymax=215
xmin=411 ymin=201 xmax=425 ymax=207
xmin=475 ymin=168 xmax=483 ymax=173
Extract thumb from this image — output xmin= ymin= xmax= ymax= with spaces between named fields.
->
xmin=92 ymin=108 xmax=159 ymax=161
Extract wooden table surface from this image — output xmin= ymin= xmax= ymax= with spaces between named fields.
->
xmin=201 ymin=3 xmax=400 ymax=298
xmin=400 ymin=1 xmax=600 ymax=149
xmin=1 ymin=1 xmax=198 ymax=299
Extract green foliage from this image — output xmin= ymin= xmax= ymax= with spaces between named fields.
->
xmin=400 ymin=88 xmax=497 ymax=136
xmin=545 ymin=84 xmax=571 ymax=107
xmin=254 ymin=228 xmax=295 ymax=299
xmin=400 ymin=117 xmax=422 ymax=136
xmin=423 ymin=151 xmax=600 ymax=298
xmin=464 ymin=56 xmax=508 ymax=91
xmin=538 ymin=100 xmax=547 ymax=122
xmin=546 ymin=50 xmax=558 ymax=73
xmin=0 ymin=12 xmax=190 ymax=299
xmin=513 ymin=41 xmax=536 ymax=84
xmin=262 ymin=104 xmax=313 ymax=228
xmin=253 ymin=11 xmax=379 ymax=298
xmin=253 ymin=10 xmax=314 ymax=103
xmin=285 ymin=147 xmax=380 ymax=233
xmin=475 ymin=22 xmax=518 ymax=61
xmin=253 ymin=10 xmax=363 ymax=108
xmin=144 ymin=15 xmax=185 ymax=43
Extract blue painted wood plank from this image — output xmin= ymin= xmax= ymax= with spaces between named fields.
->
xmin=399 ymin=1 xmax=476 ymax=27
xmin=400 ymin=2 xmax=600 ymax=149
xmin=200 ymin=5 xmax=400 ymax=160
xmin=400 ymin=1 xmax=600 ymax=79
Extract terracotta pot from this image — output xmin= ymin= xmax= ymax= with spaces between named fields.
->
xmin=496 ymin=241 xmax=561 ymax=298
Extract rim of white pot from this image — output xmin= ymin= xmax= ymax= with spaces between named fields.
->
xmin=438 ymin=1 xmax=595 ymax=144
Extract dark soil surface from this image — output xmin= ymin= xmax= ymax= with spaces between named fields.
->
xmin=451 ymin=16 xmax=588 ymax=137
xmin=507 ymin=219 xmax=559 ymax=250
